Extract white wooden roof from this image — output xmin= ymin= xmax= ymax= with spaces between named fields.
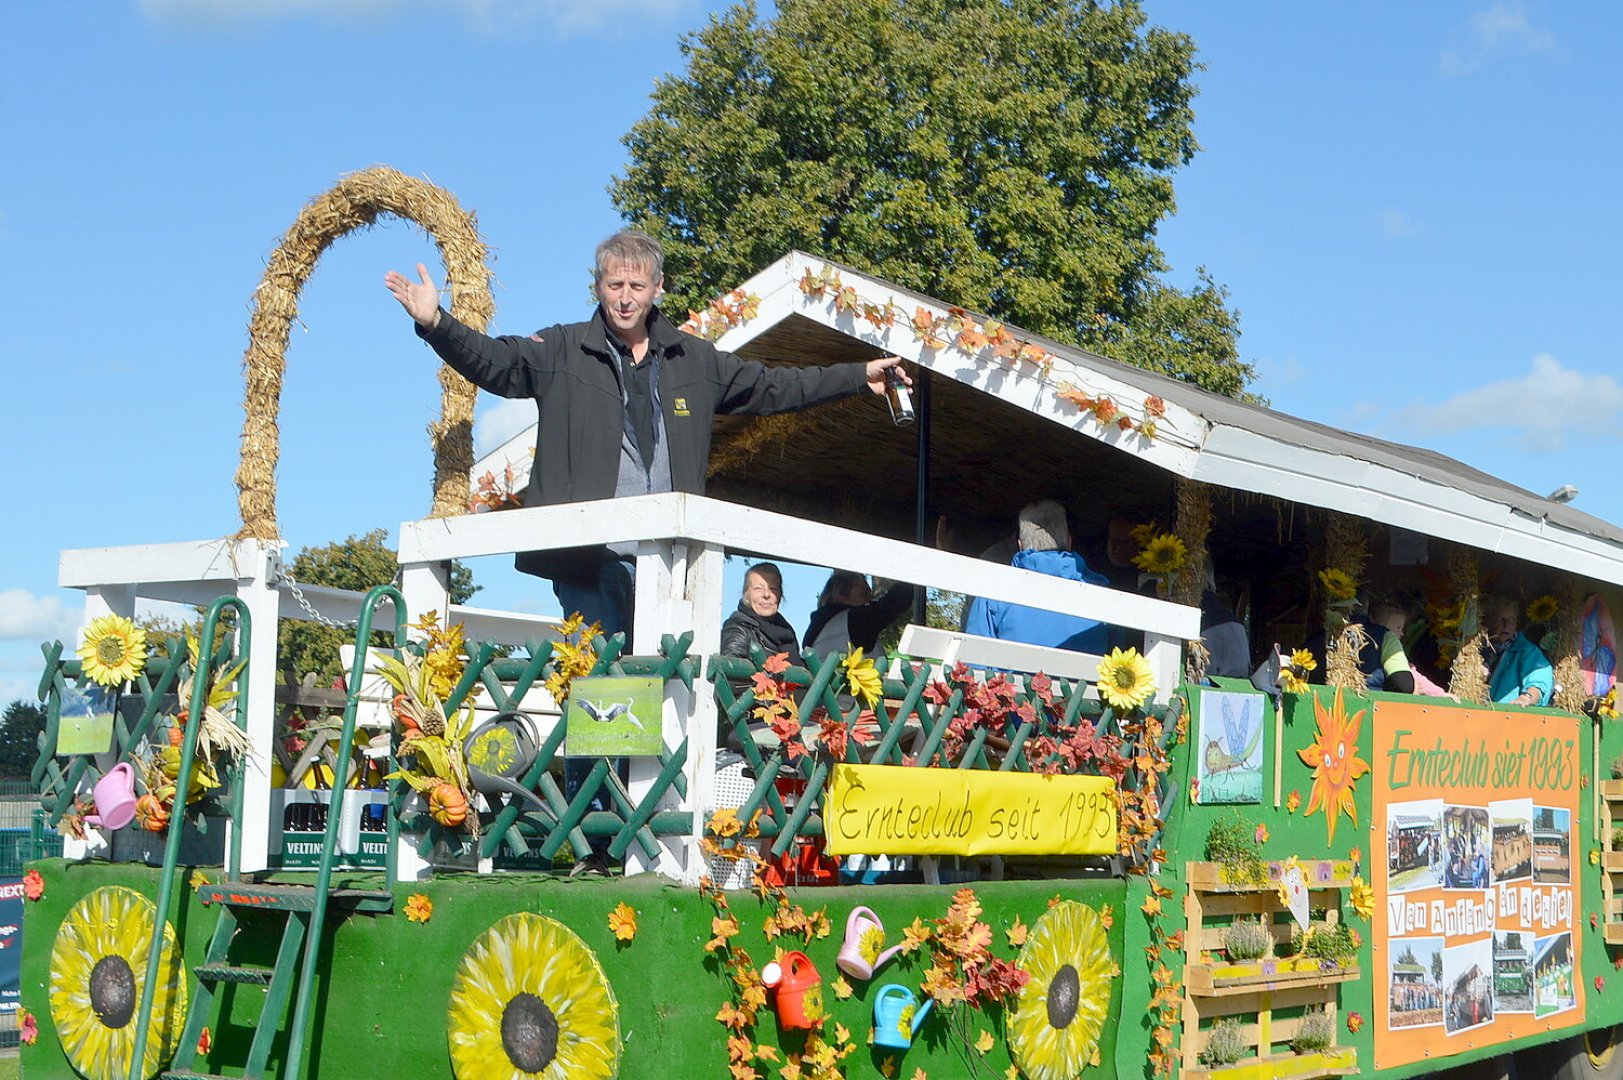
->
xmin=473 ymin=251 xmax=1623 ymax=587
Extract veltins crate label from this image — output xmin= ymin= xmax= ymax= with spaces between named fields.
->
xmin=824 ymin=764 xmax=1117 ymax=857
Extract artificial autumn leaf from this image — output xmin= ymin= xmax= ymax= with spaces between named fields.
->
xmin=975 ymin=1029 xmax=995 ymax=1054
xmin=710 ymin=807 xmax=744 ymax=838
xmin=22 ymin=869 xmax=43 ymax=902
xmin=912 ymin=1069 xmax=928 ymax=1080
xmin=880 ymin=1057 xmax=897 ymax=1078
xmin=1144 ymin=395 xmax=1167 ymax=418
xmin=957 ymin=325 xmax=989 ymax=351
xmin=198 ymin=1026 xmax=213 ymax=1055
xmin=834 ymin=1022 xmax=851 ymax=1045
xmin=1346 ymin=1011 xmax=1365 ymax=1034
xmin=708 ymin=915 xmax=741 ymax=952
xmin=1099 ymin=903 xmax=1114 ymax=929
xmin=1006 ymin=915 xmax=1028 ymax=947
xmin=833 ymin=974 xmax=853 ymax=1000
xmin=1286 ymin=789 xmax=1302 ymax=814
xmin=404 ymin=893 xmax=434 ymax=924
xmin=901 ymin=917 xmax=932 ymax=953
xmin=1142 ymin=895 xmax=1162 ymax=917
xmin=609 ymin=902 xmax=639 ymax=941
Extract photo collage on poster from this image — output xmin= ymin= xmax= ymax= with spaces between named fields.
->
xmin=1374 ymin=702 xmax=1583 ymax=1069
xmin=1383 ymin=796 xmax=1575 ymax=1035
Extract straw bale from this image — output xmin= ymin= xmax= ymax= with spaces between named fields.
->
xmin=1171 ymin=477 xmax=1210 ymax=606
xmin=1552 ymin=582 xmax=1586 ymax=713
xmin=1449 ymin=631 xmax=1491 ymax=705
xmin=234 ymin=166 xmax=493 ymax=539
xmin=1326 ymin=621 xmax=1370 ymax=693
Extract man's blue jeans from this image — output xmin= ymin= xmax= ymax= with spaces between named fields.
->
xmin=553 ymin=556 xmax=635 ymax=857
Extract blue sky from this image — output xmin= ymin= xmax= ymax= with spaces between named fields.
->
xmin=2 ymin=1 xmax=1619 ymax=706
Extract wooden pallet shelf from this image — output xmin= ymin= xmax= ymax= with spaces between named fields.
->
xmin=1601 ymin=783 xmax=1623 ymax=945
xmin=1181 ymin=862 xmax=1357 ymax=1079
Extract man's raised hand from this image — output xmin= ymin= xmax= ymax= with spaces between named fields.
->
xmin=384 ymin=262 xmax=442 ymax=328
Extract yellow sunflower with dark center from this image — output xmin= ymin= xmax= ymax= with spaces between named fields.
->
xmin=78 ymin=615 xmax=147 ymax=687
xmin=1317 ymin=568 xmax=1357 ymax=602
xmin=1009 ymin=901 xmax=1115 ymax=1080
xmin=49 ymin=886 xmax=187 ymax=1080
xmin=447 ymin=913 xmax=619 ymax=1080
xmin=1131 ymin=533 xmax=1186 ymax=576
xmin=1525 ymin=595 xmax=1559 ymax=624
xmin=1095 ymin=647 xmax=1155 ymax=712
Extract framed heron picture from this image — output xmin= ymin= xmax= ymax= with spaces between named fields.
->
xmin=563 ymin=675 xmax=665 ymax=757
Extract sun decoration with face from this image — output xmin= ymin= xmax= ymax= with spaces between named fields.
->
xmin=1007 ymin=901 xmax=1116 ymax=1080
xmin=447 ymin=912 xmax=619 ymax=1080
xmin=1296 ymin=689 xmax=1371 ymax=844
xmin=49 ymin=886 xmax=187 ymax=1080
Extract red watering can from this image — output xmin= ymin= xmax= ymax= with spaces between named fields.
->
xmin=836 ymin=905 xmax=906 ymax=981
xmin=761 ymin=951 xmax=824 ymax=1030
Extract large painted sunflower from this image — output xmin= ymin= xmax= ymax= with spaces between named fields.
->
xmin=1008 ymin=901 xmax=1115 ymax=1080
xmin=448 ymin=913 xmax=619 ymax=1080
xmin=78 ymin=615 xmax=147 ymax=687
xmin=1095 ymin=648 xmax=1155 ymax=712
xmin=48 ymin=886 xmax=187 ymax=1080
xmin=1296 ymin=689 xmax=1370 ymax=844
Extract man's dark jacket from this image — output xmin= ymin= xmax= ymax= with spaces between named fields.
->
xmin=419 ymin=305 xmax=869 ymax=579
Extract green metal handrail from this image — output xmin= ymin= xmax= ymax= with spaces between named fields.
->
xmin=129 ymin=595 xmax=251 ymax=1080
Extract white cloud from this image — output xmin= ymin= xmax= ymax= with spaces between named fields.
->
xmin=1441 ymin=3 xmax=1558 ymax=75
xmin=1377 ymin=208 xmax=1419 ymax=237
xmin=1395 ymin=354 xmax=1623 ymax=452
xmin=473 ymin=396 xmax=536 ymax=460
xmin=141 ymin=0 xmax=690 ymax=35
xmin=0 ymin=675 xmax=40 ymax=708
xmin=0 ymin=589 xmax=82 ymax=644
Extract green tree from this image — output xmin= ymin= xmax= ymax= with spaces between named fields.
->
xmin=613 ymin=0 xmax=1254 ymax=397
xmin=277 ymin=530 xmax=478 ymax=681
xmin=0 ymin=700 xmax=46 ymax=781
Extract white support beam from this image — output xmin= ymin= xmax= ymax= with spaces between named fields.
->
xmin=232 ymin=540 xmax=279 ymax=875
xmin=680 ymin=542 xmax=726 ymax=885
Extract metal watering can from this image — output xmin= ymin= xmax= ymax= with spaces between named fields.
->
xmin=760 ymin=951 xmax=823 ymax=1030
xmin=86 ymin=762 xmax=138 ymax=831
xmin=836 ymin=905 xmax=906 ymax=981
xmin=872 ymin=984 xmax=933 ymax=1050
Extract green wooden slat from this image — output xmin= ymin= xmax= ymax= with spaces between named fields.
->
xmin=608 ymin=736 xmax=691 ymax=860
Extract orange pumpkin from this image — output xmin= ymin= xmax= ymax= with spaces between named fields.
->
xmin=135 ymin=793 xmax=170 ymax=833
xmin=428 ymin=782 xmax=468 ymax=828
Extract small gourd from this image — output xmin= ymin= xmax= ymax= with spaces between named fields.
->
xmin=428 ymin=782 xmax=468 ymax=828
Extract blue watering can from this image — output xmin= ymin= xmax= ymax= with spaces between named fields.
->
xmin=872 ymin=984 xmax=932 ymax=1050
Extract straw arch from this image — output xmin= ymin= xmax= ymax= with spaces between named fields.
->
xmin=234 ymin=166 xmax=495 ymax=540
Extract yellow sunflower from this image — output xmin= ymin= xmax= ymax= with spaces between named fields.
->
xmin=1008 ymin=901 xmax=1114 ymax=1080
xmin=843 ymin=644 xmax=884 ymax=707
xmin=1526 ymin=595 xmax=1559 ymax=624
xmin=1131 ymin=533 xmax=1186 ymax=576
xmin=49 ymin=886 xmax=187 ymax=1080
xmin=447 ymin=913 xmax=619 ymax=1080
xmin=1095 ymin=648 xmax=1155 ymax=712
xmin=1296 ymin=689 xmax=1370 ymax=844
xmin=1317 ymin=569 xmax=1357 ymax=602
xmin=1289 ymin=648 xmax=1317 ymax=674
xmin=78 ymin=615 xmax=147 ymax=687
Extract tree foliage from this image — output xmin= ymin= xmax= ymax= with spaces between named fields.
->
xmin=0 ymin=700 xmax=46 ymax=781
xmin=613 ymin=0 xmax=1254 ymax=397
xmin=277 ymin=529 xmax=478 ymax=682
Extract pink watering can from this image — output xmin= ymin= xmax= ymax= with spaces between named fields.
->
xmin=836 ymin=905 xmax=906 ymax=981
xmin=87 ymin=762 xmax=138 ymax=831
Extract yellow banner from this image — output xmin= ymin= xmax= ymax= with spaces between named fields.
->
xmin=823 ymin=764 xmax=1118 ymax=857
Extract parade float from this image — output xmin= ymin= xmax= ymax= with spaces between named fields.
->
xmin=17 ymin=168 xmax=1623 ymax=1080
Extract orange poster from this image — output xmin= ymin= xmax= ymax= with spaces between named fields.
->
xmin=1373 ymin=700 xmax=1584 ymax=1068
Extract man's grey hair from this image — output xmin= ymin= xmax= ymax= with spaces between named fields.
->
xmin=594 ymin=229 xmax=664 ymax=283
xmin=1017 ymin=500 xmax=1069 ymax=552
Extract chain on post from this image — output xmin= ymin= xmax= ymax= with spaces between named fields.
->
xmin=270 ymin=546 xmax=401 ymax=632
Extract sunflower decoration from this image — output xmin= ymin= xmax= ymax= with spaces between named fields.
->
xmin=78 ymin=615 xmax=147 ymax=687
xmin=1008 ymin=901 xmax=1115 ymax=1080
xmin=1095 ymin=647 xmax=1155 ymax=712
xmin=842 ymin=644 xmax=884 ymax=707
xmin=1317 ymin=568 xmax=1357 ymax=604
xmin=1526 ymin=594 xmax=1559 ymax=625
xmin=447 ymin=913 xmax=619 ymax=1080
xmin=49 ymin=886 xmax=187 ymax=1080
xmin=1296 ymin=689 xmax=1370 ymax=844
xmin=1279 ymin=648 xmax=1317 ymax=695
xmin=1131 ymin=531 xmax=1186 ymax=597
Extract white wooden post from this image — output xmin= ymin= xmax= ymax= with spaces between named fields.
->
xmin=1144 ymin=632 xmax=1182 ymax=705
xmin=680 ymin=542 xmax=725 ymax=885
xmin=234 ymin=540 xmax=280 ymax=874
xmin=627 ymin=541 xmax=690 ymax=877
xmin=395 ymin=560 xmax=447 ymax=881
